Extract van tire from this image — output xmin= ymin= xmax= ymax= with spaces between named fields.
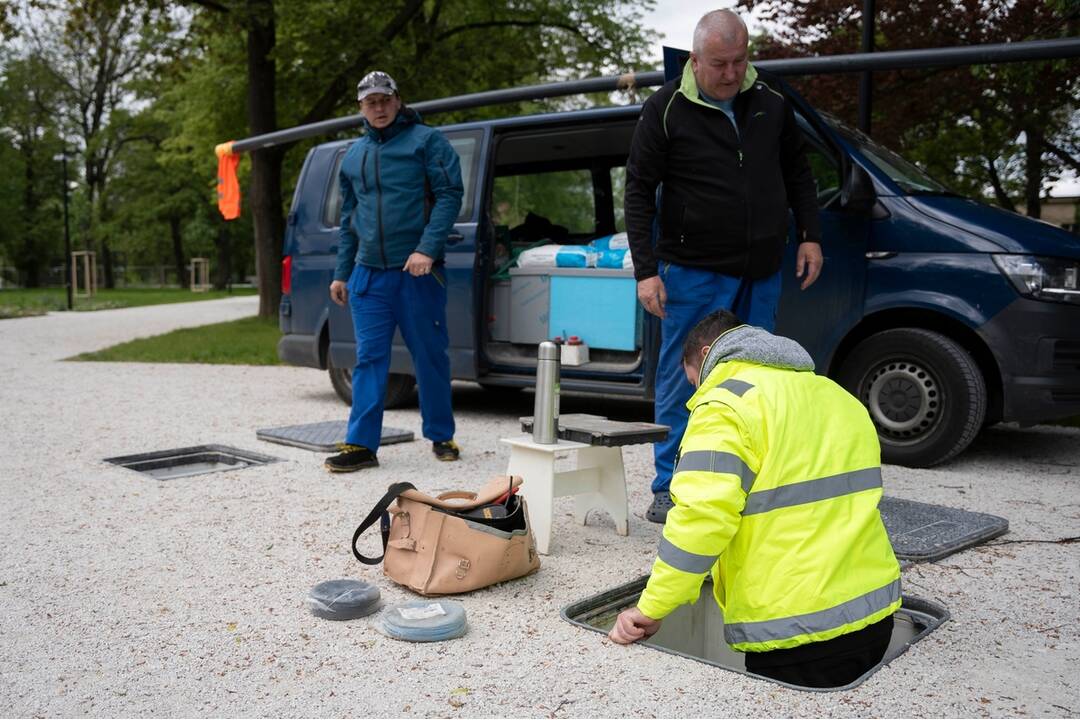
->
xmin=837 ymin=328 xmax=986 ymax=468
xmin=328 ymin=364 xmax=416 ymax=409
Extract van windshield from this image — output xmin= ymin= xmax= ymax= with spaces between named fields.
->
xmin=821 ymin=113 xmax=951 ymax=195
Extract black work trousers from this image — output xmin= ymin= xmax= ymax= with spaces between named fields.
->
xmin=743 ymin=614 xmax=895 ymax=689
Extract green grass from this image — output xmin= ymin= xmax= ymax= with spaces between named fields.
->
xmin=71 ymin=315 xmax=282 ymax=365
xmin=0 ymin=287 xmax=257 ymax=319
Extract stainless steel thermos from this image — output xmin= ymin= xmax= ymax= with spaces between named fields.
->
xmin=532 ymin=341 xmax=560 ymax=444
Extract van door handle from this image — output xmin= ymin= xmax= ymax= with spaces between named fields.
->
xmin=447 ymin=232 xmax=465 ymax=246
xmin=865 ymin=251 xmax=896 ymax=260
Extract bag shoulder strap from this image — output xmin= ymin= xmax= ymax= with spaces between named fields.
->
xmin=352 ymin=481 xmax=416 ymax=565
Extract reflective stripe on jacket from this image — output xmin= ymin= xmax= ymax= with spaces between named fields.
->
xmin=636 ymin=359 xmax=902 ymax=653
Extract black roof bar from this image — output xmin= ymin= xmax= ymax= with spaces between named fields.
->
xmin=223 ymin=37 xmax=1080 ymax=154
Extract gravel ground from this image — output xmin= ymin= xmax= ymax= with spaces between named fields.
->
xmin=1 ymin=297 xmax=1077 ymax=718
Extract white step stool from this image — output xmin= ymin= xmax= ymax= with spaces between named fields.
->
xmin=501 ymin=436 xmax=629 ymax=555
xmin=503 ymin=414 xmax=670 ymax=555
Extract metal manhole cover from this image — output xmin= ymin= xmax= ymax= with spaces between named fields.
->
xmin=105 ymin=444 xmax=280 ymax=480
xmin=256 ymin=421 xmax=414 ymax=452
xmin=880 ymin=496 xmax=1008 ymax=562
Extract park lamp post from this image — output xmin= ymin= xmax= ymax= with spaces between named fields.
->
xmin=53 ymin=149 xmax=73 ymax=311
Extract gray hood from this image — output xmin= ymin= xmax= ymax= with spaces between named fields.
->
xmin=699 ymin=325 xmax=815 ymax=383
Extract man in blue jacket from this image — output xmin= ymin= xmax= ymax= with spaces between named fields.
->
xmin=326 ymin=71 xmax=465 ymax=472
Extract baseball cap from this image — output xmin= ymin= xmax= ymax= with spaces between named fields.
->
xmin=357 ymin=71 xmax=398 ymax=102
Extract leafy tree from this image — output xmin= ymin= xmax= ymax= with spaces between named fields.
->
xmin=175 ymin=0 xmax=657 ymax=318
xmin=741 ymin=0 xmax=1080 ymax=217
xmin=10 ymin=0 xmax=181 ymax=286
xmin=1 ymin=0 xmax=656 ymax=297
xmin=0 ymin=51 xmax=66 ymax=287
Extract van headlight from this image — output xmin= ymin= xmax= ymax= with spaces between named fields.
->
xmin=992 ymin=254 xmax=1080 ymax=305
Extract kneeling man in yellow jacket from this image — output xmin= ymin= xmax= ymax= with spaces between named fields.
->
xmin=610 ymin=309 xmax=901 ymax=688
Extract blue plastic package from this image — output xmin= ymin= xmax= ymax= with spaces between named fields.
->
xmin=555 ymin=246 xmax=596 ymax=268
xmin=377 ymin=600 xmax=468 ymax=642
xmin=596 ymin=248 xmax=628 ymax=268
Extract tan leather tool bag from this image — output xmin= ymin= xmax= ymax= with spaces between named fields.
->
xmin=352 ymin=476 xmax=540 ymax=596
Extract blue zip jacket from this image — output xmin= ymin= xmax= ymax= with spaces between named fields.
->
xmin=334 ymin=107 xmax=464 ymax=280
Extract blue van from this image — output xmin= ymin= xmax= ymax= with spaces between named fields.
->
xmin=278 ymin=64 xmax=1080 ymax=468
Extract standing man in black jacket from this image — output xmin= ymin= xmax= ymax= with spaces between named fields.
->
xmin=624 ymin=9 xmax=823 ymax=523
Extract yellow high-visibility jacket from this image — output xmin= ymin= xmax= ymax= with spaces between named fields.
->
xmin=637 ymin=359 xmax=901 ymax=653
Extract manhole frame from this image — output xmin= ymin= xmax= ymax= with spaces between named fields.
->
xmin=104 ymin=443 xmax=281 ymax=480
xmin=562 ymin=575 xmax=949 ymax=693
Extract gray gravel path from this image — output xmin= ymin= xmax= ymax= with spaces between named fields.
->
xmin=1 ymin=297 xmax=1077 ymax=717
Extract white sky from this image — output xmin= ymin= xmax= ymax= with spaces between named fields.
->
xmin=640 ymin=1 xmax=761 ymax=62
xmin=640 ymin=2 xmax=1079 ymax=198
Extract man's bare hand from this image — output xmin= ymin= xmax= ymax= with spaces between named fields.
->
xmin=608 ymin=607 xmax=662 ymax=645
xmin=637 ymin=276 xmax=667 ymax=319
xmin=796 ymin=242 xmax=823 ymax=290
xmin=329 ymin=280 xmax=348 ymax=306
xmin=403 ymin=252 xmax=434 ymax=277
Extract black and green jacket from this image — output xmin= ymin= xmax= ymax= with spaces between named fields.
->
xmin=624 ymin=61 xmax=821 ymax=282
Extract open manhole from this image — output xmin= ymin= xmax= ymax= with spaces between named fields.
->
xmin=879 ymin=496 xmax=1009 ymax=563
xmin=105 ymin=444 xmax=280 ymax=480
xmin=256 ymin=421 xmax=414 ymax=452
xmin=564 ymin=576 xmax=948 ymax=692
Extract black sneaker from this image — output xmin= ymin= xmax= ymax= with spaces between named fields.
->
xmin=432 ymin=440 xmax=461 ymax=462
xmin=646 ymin=491 xmax=674 ymax=524
xmin=324 ymin=444 xmax=379 ymax=473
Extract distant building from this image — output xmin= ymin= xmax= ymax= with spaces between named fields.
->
xmin=1018 ymin=196 xmax=1079 ymax=234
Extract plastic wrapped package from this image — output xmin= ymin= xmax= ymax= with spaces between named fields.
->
xmin=556 ymin=246 xmax=598 ymax=267
xmin=516 ymin=243 xmax=597 ymax=269
xmin=596 ymin=248 xmax=628 ymax=269
xmin=591 ymin=232 xmax=629 ymax=251
xmin=307 ymin=578 xmax=381 ymax=620
xmin=377 ymin=600 xmax=468 ymax=642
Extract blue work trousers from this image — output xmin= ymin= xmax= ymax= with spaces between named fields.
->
xmin=652 ymin=263 xmax=781 ymax=493
xmin=346 ymin=265 xmax=455 ymax=452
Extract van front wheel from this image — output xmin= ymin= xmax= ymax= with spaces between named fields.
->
xmin=328 ymin=364 xmax=416 ymax=409
xmin=837 ymin=328 xmax=986 ymax=468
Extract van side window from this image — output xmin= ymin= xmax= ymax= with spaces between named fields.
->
xmin=805 ymin=145 xmax=841 ymax=207
xmin=611 ymin=166 xmax=627 ymax=232
xmin=320 ymin=131 xmax=481 ymax=228
xmin=446 ymin=131 xmax=481 ymax=222
xmin=322 ymin=150 xmax=347 ymax=227
xmin=492 ymin=169 xmax=596 ymax=236
xmin=795 ymin=113 xmax=842 ymax=208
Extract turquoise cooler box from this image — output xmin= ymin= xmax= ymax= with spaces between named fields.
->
xmin=509 ymin=268 xmax=640 ymax=351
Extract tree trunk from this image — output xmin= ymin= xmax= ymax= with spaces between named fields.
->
xmin=1023 ymin=126 xmax=1043 ymax=219
xmin=246 ymin=0 xmax=284 ymax=319
xmin=101 ymin=241 xmax=115 ymax=288
xmin=84 ymin=165 xmax=115 ymax=289
xmin=214 ymin=221 xmax=233 ymax=291
xmin=20 ymin=148 xmax=41 ymax=288
xmin=170 ymin=215 xmax=185 ymax=288
xmin=983 ymin=157 xmax=1016 ymax=213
